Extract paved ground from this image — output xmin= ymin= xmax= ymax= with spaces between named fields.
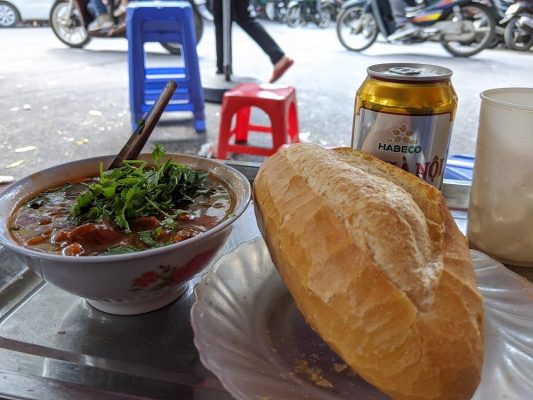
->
xmin=1 ymin=21 xmax=532 ymax=182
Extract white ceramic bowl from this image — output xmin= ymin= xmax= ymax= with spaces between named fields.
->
xmin=0 ymin=153 xmax=251 ymax=315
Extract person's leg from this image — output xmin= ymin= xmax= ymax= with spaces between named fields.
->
xmin=87 ymin=0 xmax=108 ymax=17
xmin=389 ymin=0 xmax=408 ymax=27
xmin=213 ymin=0 xmax=225 ymax=74
xmin=232 ymin=0 xmax=285 ymax=65
xmin=387 ymin=0 xmax=419 ymax=40
xmin=113 ymin=0 xmax=129 ymax=17
xmin=87 ymin=0 xmax=113 ymax=31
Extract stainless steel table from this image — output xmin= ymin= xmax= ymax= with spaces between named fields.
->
xmin=0 ymin=165 xmax=523 ymax=400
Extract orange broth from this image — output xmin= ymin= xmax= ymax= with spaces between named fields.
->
xmin=9 ymin=174 xmax=234 ymax=256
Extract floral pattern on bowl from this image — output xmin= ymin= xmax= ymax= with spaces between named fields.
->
xmin=130 ymin=248 xmax=218 ymax=292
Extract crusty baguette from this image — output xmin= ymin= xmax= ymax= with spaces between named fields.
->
xmin=253 ymin=143 xmax=484 ymax=400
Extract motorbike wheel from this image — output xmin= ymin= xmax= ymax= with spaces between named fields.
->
xmin=49 ymin=0 xmax=90 ymax=49
xmin=287 ymin=5 xmax=302 ymax=28
xmin=276 ymin=2 xmax=289 ymax=22
xmin=317 ymin=6 xmax=333 ymax=29
xmin=441 ymin=3 xmax=496 ymax=57
xmin=265 ymin=1 xmax=277 ymax=21
xmin=336 ymin=6 xmax=378 ymax=52
xmin=486 ymin=33 xmax=503 ymax=49
xmin=271 ymin=1 xmax=288 ymax=23
xmin=504 ymin=16 xmax=533 ymax=51
xmin=160 ymin=8 xmax=204 ymax=55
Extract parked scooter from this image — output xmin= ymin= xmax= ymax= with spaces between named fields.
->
xmin=501 ymin=0 xmax=533 ymax=50
xmin=328 ymin=0 xmax=346 ymax=20
xmin=336 ymin=0 xmax=496 ymax=57
xmin=286 ymin=0 xmax=337 ymax=28
xmin=49 ymin=0 xmax=209 ymax=54
xmin=265 ymin=0 xmax=290 ymax=22
xmin=483 ymin=0 xmax=514 ymax=48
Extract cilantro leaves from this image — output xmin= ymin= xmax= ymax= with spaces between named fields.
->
xmin=70 ymin=145 xmax=207 ymax=232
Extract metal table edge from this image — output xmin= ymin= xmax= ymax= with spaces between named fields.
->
xmin=0 ymin=163 xmax=475 ymax=400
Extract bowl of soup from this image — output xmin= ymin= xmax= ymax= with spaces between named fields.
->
xmin=0 ymin=152 xmax=251 ymax=315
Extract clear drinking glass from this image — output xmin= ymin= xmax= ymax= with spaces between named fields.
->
xmin=467 ymin=88 xmax=533 ymax=267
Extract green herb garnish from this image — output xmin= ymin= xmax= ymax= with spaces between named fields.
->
xmin=138 ymin=230 xmax=163 ymax=248
xmin=70 ymin=145 xmax=208 ymax=232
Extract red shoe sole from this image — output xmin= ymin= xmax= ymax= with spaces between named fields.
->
xmin=269 ymin=58 xmax=294 ymax=83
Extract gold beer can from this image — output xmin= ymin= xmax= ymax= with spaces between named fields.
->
xmin=352 ymin=63 xmax=458 ymax=188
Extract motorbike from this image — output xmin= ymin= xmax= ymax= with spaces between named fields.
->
xmin=336 ymin=0 xmax=496 ymax=57
xmin=265 ymin=0 xmax=290 ymax=22
xmin=286 ymin=0 xmax=337 ymax=28
xmin=49 ymin=0 xmax=210 ymax=54
xmin=484 ymin=0 xmax=514 ymax=48
xmin=501 ymin=0 xmax=533 ymax=50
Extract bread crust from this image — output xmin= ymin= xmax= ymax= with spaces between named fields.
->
xmin=253 ymin=143 xmax=484 ymax=400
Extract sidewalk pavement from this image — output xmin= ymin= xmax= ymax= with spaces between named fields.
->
xmin=1 ymin=21 xmax=532 ymax=185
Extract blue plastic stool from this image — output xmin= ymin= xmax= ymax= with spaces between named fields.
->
xmin=444 ymin=154 xmax=474 ymax=181
xmin=126 ymin=1 xmax=205 ymax=132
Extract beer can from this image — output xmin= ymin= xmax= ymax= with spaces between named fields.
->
xmin=351 ymin=63 xmax=458 ymax=188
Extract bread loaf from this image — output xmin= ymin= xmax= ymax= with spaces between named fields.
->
xmin=253 ymin=143 xmax=484 ymax=400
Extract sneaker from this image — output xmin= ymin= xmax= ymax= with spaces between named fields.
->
xmin=87 ymin=14 xmax=114 ymax=32
xmin=269 ymin=56 xmax=294 ymax=84
xmin=387 ymin=23 xmax=420 ymax=41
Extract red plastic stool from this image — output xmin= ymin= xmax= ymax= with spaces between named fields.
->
xmin=217 ymin=83 xmax=299 ymax=159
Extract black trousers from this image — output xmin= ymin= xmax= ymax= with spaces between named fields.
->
xmin=213 ymin=0 xmax=285 ymax=73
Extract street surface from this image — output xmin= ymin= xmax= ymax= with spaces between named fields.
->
xmin=1 ymin=21 xmax=532 ymax=181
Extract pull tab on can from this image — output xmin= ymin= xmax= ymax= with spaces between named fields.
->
xmin=388 ymin=66 xmax=421 ymax=76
